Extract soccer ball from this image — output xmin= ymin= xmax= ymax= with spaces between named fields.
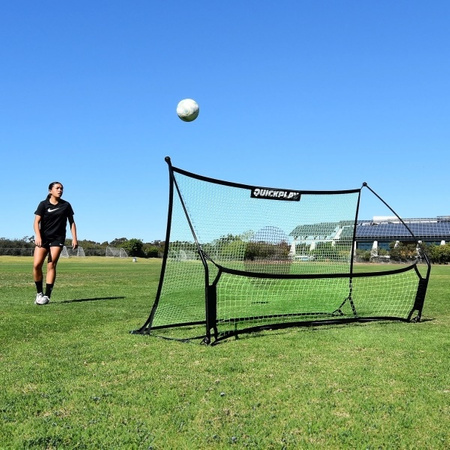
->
xmin=176 ymin=99 xmax=199 ymax=122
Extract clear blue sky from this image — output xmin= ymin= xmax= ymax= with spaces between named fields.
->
xmin=1 ymin=1 xmax=449 ymax=243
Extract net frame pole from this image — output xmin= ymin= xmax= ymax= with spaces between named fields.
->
xmin=132 ymin=157 xmax=176 ymax=333
xmin=170 ymin=165 xmax=217 ymax=344
xmin=362 ymin=183 xmax=431 ymax=269
xmin=361 ymin=182 xmax=431 ymax=318
xmin=346 ymin=186 xmax=363 ymax=317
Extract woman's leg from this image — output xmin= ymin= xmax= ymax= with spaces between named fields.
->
xmin=33 ymin=246 xmax=49 ymax=303
xmin=33 ymin=246 xmax=48 ymax=288
xmin=45 ymin=246 xmax=63 ymax=298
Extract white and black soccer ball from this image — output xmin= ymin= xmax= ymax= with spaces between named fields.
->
xmin=176 ymin=98 xmax=199 ymax=122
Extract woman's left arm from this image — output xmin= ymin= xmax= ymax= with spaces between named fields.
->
xmin=69 ymin=215 xmax=78 ymax=249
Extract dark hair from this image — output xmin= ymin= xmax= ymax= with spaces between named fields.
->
xmin=47 ymin=181 xmax=64 ymax=199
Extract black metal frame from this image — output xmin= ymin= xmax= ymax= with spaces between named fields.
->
xmin=132 ymin=157 xmax=431 ymax=344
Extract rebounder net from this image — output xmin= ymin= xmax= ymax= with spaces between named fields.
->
xmin=133 ymin=157 xmax=431 ymax=344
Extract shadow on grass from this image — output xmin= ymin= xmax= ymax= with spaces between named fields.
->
xmin=60 ymin=296 xmax=126 ymax=303
xmin=209 ymin=317 xmax=437 ymax=345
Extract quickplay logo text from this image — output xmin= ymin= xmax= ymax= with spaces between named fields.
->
xmin=251 ymin=187 xmax=301 ymax=201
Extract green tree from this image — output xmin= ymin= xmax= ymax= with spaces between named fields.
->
xmin=389 ymin=242 xmax=418 ymax=262
xmin=220 ymin=239 xmax=246 ymax=260
xmin=311 ymin=242 xmax=342 ymax=261
xmin=122 ymin=238 xmax=145 ymax=257
xmin=426 ymin=243 xmax=450 ymax=264
xmin=110 ymin=237 xmax=128 ymax=247
xmin=355 ymin=249 xmax=371 ymax=262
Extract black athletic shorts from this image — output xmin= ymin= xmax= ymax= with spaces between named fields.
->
xmin=41 ymin=238 xmax=65 ymax=249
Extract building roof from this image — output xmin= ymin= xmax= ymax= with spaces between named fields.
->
xmin=290 ymin=217 xmax=450 ymax=243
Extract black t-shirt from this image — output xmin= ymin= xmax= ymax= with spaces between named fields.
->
xmin=34 ymin=199 xmax=75 ymax=241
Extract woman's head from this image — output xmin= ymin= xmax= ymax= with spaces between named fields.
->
xmin=47 ymin=182 xmax=64 ymax=199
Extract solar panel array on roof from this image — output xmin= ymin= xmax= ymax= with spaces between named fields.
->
xmin=287 ymin=218 xmax=450 ymax=244
xmin=356 ymin=220 xmax=450 ymax=241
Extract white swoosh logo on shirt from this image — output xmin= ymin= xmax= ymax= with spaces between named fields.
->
xmin=48 ymin=208 xmax=59 ymax=212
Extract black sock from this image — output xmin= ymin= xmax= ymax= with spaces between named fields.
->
xmin=45 ymin=283 xmax=54 ymax=298
xmin=35 ymin=281 xmax=43 ymax=294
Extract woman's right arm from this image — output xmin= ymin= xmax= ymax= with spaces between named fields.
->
xmin=34 ymin=215 xmax=42 ymax=247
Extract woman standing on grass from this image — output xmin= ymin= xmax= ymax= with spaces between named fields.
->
xmin=33 ymin=182 xmax=78 ymax=305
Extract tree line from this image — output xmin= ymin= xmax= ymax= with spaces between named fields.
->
xmin=2 ymin=235 xmax=449 ymax=264
xmin=356 ymin=241 xmax=450 ymax=264
xmin=0 ymin=237 xmax=165 ymax=258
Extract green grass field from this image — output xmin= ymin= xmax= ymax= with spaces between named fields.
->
xmin=1 ymin=256 xmax=449 ymax=449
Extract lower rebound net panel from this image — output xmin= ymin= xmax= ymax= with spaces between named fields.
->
xmin=148 ymin=257 xmax=423 ymax=342
xmin=213 ymin=266 xmax=421 ymax=339
xmin=351 ymin=268 xmax=421 ymax=319
xmin=216 ymin=274 xmax=353 ymax=324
